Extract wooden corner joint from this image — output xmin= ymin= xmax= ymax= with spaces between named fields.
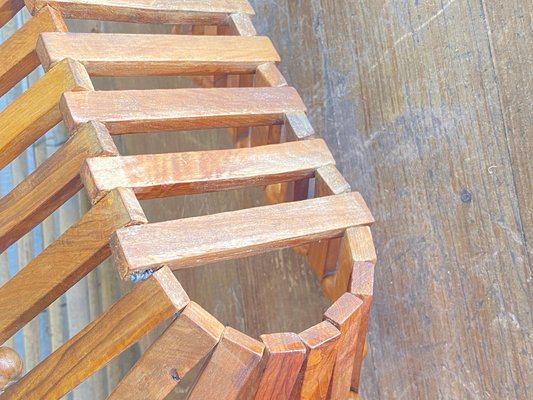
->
xmin=24 ymin=0 xmax=52 ymax=16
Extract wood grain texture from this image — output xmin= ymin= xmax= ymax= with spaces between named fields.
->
xmin=348 ymin=296 xmax=371 ymax=393
xmin=1 ymin=266 xmax=189 ymax=400
xmin=0 ymin=189 xmax=146 ymax=345
xmin=0 ymin=58 xmax=93 ymax=170
xmin=308 ymin=165 xmax=351 ymax=280
xmin=0 ymin=6 xmax=66 ymax=97
xmin=112 ymin=192 xmax=374 ymax=278
xmin=0 ymin=0 xmax=23 ymax=28
xmin=249 ymin=0 xmax=533 ymax=397
xmin=37 ymin=33 xmax=279 ymax=76
xmin=187 ymin=327 xmax=265 ymax=400
xmin=290 ymin=321 xmax=341 ymax=400
xmin=324 ymin=293 xmax=364 ymax=400
xmin=26 ymin=0 xmax=254 ymax=24
xmin=255 ymin=333 xmax=306 ymax=400
xmin=60 ymin=87 xmax=306 ymax=134
xmin=284 ymin=112 xmax=317 ymax=141
xmin=0 ymin=122 xmax=117 ymax=253
xmin=109 ymin=302 xmax=223 ymax=400
xmin=81 ymin=139 xmax=334 ymax=203
xmin=321 ymin=226 xmax=376 ymax=303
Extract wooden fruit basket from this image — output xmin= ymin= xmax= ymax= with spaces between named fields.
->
xmin=0 ymin=1 xmax=376 ymax=399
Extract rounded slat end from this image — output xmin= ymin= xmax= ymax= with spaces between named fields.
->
xmin=0 ymin=347 xmax=23 ymax=390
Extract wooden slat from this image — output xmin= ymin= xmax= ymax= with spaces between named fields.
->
xmin=254 ymin=333 xmax=306 ymax=400
xmin=0 ymin=0 xmax=23 ymax=28
xmin=0 ymin=122 xmax=118 ymax=253
xmin=290 ymin=321 xmax=341 ymax=400
xmin=228 ymin=12 xmax=256 ymax=36
xmin=0 ymin=6 xmax=66 ymax=97
xmin=285 ymin=111 xmax=318 ymax=141
xmin=349 ymin=296 xmax=371 ymax=393
xmin=82 ymin=139 xmax=334 ymax=203
xmin=324 ymin=293 xmax=364 ymax=400
xmin=188 ymin=327 xmax=265 ymax=400
xmin=0 ymin=189 xmax=146 ymax=345
xmin=108 ymin=302 xmax=223 ymax=400
xmin=112 ymin=192 xmax=374 ymax=278
xmin=256 ymin=62 xmax=288 ymax=88
xmin=315 ymin=164 xmax=351 ymax=197
xmin=2 ymin=266 xmax=189 ymax=400
xmin=60 ymin=87 xmax=306 ymax=134
xmin=309 ymin=164 xmax=352 ymax=280
xmin=0 ymin=58 xmax=93 ymax=170
xmin=26 ymin=0 xmax=254 ymax=24
xmin=37 ymin=33 xmax=279 ymax=76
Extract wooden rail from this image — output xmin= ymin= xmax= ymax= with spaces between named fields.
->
xmin=0 ymin=0 xmax=377 ymax=398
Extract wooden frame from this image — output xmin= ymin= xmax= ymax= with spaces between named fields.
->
xmin=0 ymin=1 xmax=376 ymax=398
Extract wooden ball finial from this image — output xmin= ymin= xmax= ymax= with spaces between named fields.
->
xmin=0 ymin=347 xmax=23 ymax=391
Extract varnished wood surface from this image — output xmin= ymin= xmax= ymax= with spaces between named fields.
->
xmin=82 ymin=139 xmax=334 ymax=203
xmin=0 ymin=189 xmax=145 ymax=344
xmin=2 ymin=267 xmax=189 ymax=400
xmin=187 ymin=327 xmax=264 ymax=400
xmin=0 ymin=0 xmax=23 ymax=28
xmin=249 ymin=0 xmax=532 ymax=397
xmin=255 ymin=333 xmax=306 ymax=400
xmin=0 ymin=6 xmax=66 ymax=97
xmin=26 ymin=0 xmax=254 ymax=24
xmin=112 ymin=192 xmax=374 ymax=277
xmin=290 ymin=321 xmax=340 ymax=400
xmin=0 ymin=122 xmax=117 ymax=253
xmin=324 ymin=293 xmax=363 ymax=400
xmin=108 ymin=302 xmax=223 ymax=400
xmin=0 ymin=58 xmax=92 ymax=170
xmin=60 ymin=87 xmax=306 ymax=134
xmin=38 ymin=33 xmax=279 ymax=76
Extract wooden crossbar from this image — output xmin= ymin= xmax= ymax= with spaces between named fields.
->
xmin=0 ymin=122 xmax=117 ymax=253
xmin=2 ymin=266 xmax=189 ymax=399
xmin=0 ymin=58 xmax=92 ymax=171
xmin=112 ymin=192 xmax=374 ymax=278
xmin=25 ymin=0 xmax=254 ymax=24
xmin=60 ymin=87 xmax=306 ymax=134
xmin=0 ymin=6 xmax=66 ymax=97
xmin=81 ymin=139 xmax=334 ymax=203
xmin=37 ymin=33 xmax=280 ymax=76
xmin=0 ymin=189 xmax=145 ymax=344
